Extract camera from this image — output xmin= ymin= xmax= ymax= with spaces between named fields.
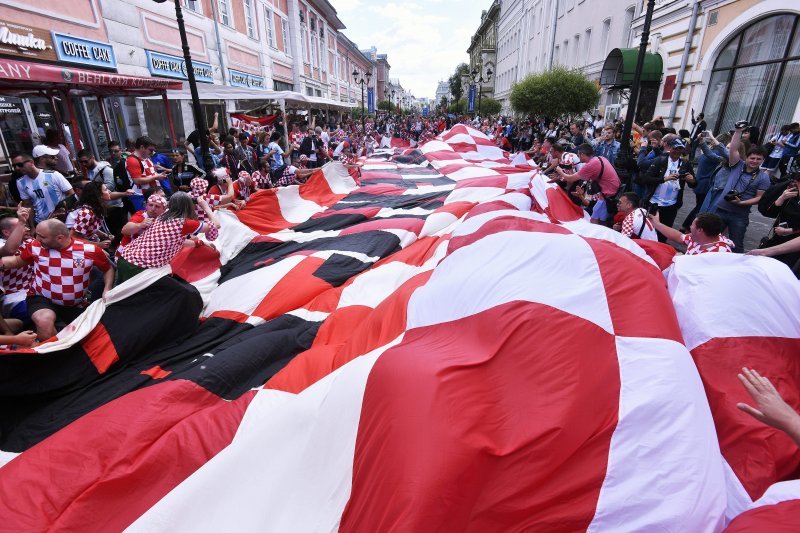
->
xmin=724 ymin=190 xmax=742 ymax=202
xmin=735 ymin=120 xmax=749 ymax=130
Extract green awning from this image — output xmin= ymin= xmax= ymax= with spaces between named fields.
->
xmin=600 ymin=48 xmax=663 ymax=88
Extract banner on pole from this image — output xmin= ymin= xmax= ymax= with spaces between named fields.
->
xmin=367 ymin=88 xmax=375 ymax=114
xmin=468 ymin=84 xmax=476 ymax=113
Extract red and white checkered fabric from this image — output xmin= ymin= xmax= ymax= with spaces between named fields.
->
xmin=20 ymin=239 xmax=110 ymax=306
xmin=252 ymin=170 xmax=272 ymax=189
xmin=195 ymin=194 xmax=221 ymax=241
xmin=69 ymin=206 xmax=100 ymax=239
xmin=682 ymin=234 xmax=734 ymax=255
xmin=275 ymin=166 xmax=296 ymax=187
xmin=121 ymin=218 xmax=202 ymax=269
xmin=1 ymin=238 xmax=34 ymax=294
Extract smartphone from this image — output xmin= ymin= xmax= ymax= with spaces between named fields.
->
xmin=778 ymin=222 xmax=789 ymax=228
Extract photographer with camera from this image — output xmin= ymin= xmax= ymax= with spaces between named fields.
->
xmin=711 ymin=121 xmax=771 ymax=253
xmin=753 ymin=172 xmax=800 ymax=274
xmin=642 ymin=139 xmax=694 ymax=241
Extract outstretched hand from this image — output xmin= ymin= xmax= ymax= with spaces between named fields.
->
xmin=737 ymin=368 xmax=800 ymax=440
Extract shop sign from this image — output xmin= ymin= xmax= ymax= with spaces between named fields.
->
xmin=52 ymin=33 xmax=117 ymax=71
xmin=145 ymin=50 xmax=213 ymax=83
xmin=0 ymin=96 xmax=24 ymax=115
xmin=0 ymin=20 xmax=57 ymax=62
xmin=229 ymin=69 xmax=266 ymax=90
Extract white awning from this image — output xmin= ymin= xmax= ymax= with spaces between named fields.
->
xmin=139 ymin=84 xmax=355 ymax=110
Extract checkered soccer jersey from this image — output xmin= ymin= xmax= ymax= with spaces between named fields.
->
xmin=682 ymin=234 xmax=735 ymax=255
xmin=121 ymin=218 xmax=203 ymax=269
xmin=66 ymin=206 xmax=102 ymax=240
xmin=251 ymin=170 xmax=272 ymax=189
xmin=0 ymin=238 xmax=34 ymax=295
xmin=19 ymin=239 xmax=110 ymax=306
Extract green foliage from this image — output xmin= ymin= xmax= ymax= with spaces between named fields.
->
xmin=448 ymin=63 xmax=470 ymax=102
xmin=439 ymin=96 xmax=448 ymax=110
xmin=351 ymin=107 xmax=370 ymax=120
xmin=479 ymin=97 xmax=502 ymax=115
xmin=448 ymin=98 xmax=467 ymax=114
xmin=377 ymin=100 xmax=394 ymax=111
xmin=510 ymin=67 xmax=599 ymax=118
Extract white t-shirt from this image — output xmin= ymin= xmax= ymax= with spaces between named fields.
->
xmin=17 ymin=170 xmax=73 ymax=223
xmin=651 ymin=158 xmax=681 ymax=206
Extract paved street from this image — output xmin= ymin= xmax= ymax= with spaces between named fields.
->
xmin=674 ymin=192 xmax=774 ymax=253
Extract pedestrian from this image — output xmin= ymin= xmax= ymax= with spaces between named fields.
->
xmin=77 ymin=149 xmax=131 ymax=242
xmin=643 ymin=139 xmax=694 ymax=240
xmin=127 ymin=136 xmax=168 ymax=212
xmin=42 ymin=129 xmax=75 ymax=176
xmin=11 ymin=152 xmax=75 ymax=224
xmin=65 ymin=181 xmax=112 ymax=248
xmin=168 ymin=149 xmax=205 ymax=193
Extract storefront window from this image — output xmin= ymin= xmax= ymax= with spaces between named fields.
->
xmin=703 ymin=13 xmax=800 ymax=141
xmin=143 ymin=99 xmax=186 ymax=149
xmin=0 ymin=96 xmax=34 ymax=159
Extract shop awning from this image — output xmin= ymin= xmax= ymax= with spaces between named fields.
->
xmin=139 ymin=85 xmax=356 ymax=110
xmin=600 ymin=48 xmax=663 ymax=88
xmin=0 ymin=57 xmax=182 ymax=97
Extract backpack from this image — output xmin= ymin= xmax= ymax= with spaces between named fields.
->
xmin=113 ymin=157 xmax=135 ymax=192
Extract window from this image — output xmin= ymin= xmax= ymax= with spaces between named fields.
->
xmin=311 ymin=33 xmax=318 ymax=67
xmin=218 ymin=0 xmax=230 ymax=26
xmin=557 ymin=0 xmax=565 ymax=17
xmin=623 ymin=6 xmax=635 ymax=47
xmin=282 ymin=19 xmax=290 ymax=55
xmin=585 ymin=28 xmax=592 ymax=64
xmin=574 ymin=34 xmax=581 ymax=66
xmin=183 ymin=0 xmax=200 ymax=13
xmin=263 ymin=7 xmax=275 ymax=47
xmin=601 ymin=18 xmax=611 ymax=55
xmin=301 ymin=26 xmax=308 ymax=63
xmin=703 ymin=14 xmax=800 ymax=140
xmin=554 ymin=45 xmax=560 ymax=65
xmin=244 ymin=0 xmax=256 ymax=38
xmin=563 ymin=40 xmax=569 ymax=66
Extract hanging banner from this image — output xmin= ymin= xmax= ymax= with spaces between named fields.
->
xmin=146 ymin=50 xmax=213 ymax=83
xmin=422 ymin=106 xmax=430 ymax=117
xmin=367 ymin=87 xmax=375 ymax=114
xmin=467 ymin=84 xmax=476 ymax=113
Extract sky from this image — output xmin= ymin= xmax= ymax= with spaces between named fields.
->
xmin=337 ymin=0 xmax=490 ymax=100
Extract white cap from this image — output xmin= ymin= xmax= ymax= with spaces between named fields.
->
xmin=32 ymin=145 xmax=60 ymax=158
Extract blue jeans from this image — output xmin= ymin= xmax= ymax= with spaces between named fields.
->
xmin=717 ymin=209 xmax=749 ymax=253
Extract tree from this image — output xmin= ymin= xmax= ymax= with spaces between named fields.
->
xmin=377 ymin=100 xmax=394 ymax=111
xmin=510 ymin=67 xmax=599 ymax=119
xmin=439 ymin=96 xmax=448 ymax=111
xmin=448 ymin=63 xmax=470 ymax=103
xmin=448 ymin=98 xmax=467 ymax=114
xmin=479 ymin=97 xmax=502 ymax=116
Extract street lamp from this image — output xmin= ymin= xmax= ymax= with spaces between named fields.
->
xmin=352 ymin=68 xmax=371 ymax=132
xmin=153 ymin=0 xmax=214 ymax=178
xmin=464 ymin=64 xmax=493 ymax=117
xmin=615 ymin=0 xmax=657 ymax=186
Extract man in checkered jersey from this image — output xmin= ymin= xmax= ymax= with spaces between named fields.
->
xmin=1 ymin=219 xmax=114 ymax=341
xmin=0 ymin=208 xmax=36 ymax=322
xmin=649 ymin=211 xmax=734 ymax=255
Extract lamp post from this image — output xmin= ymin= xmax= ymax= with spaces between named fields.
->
xmin=464 ymin=64 xmax=493 ymax=117
xmin=615 ymin=0 xmax=657 ymax=186
xmin=153 ymin=0 xmax=214 ymax=177
xmin=352 ymin=69 xmax=371 ymax=133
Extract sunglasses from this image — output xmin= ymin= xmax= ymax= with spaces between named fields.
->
xmin=558 ymin=163 xmax=574 ymax=169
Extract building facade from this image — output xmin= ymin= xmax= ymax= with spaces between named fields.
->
xmin=467 ymin=1 xmax=499 ymax=105
xmin=435 ymin=80 xmax=451 ymax=108
xmin=0 ymin=0 xmax=397 ymax=166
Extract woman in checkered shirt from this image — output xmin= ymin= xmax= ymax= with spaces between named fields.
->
xmin=117 ymin=192 xmax=220 ymax=284
xmin=65 ymin=182 xmax=112 ymax=249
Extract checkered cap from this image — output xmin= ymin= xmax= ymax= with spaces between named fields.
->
xmin=191 ymin=178 xmax=209 ymax=197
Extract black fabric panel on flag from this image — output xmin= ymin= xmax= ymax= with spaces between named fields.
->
xmin=326 ymin=191 xmax=446 ymax=210
xmin=0 ymin=276 xmax=204 ymax=452
xmin=220 ymin=230 xmax=402 ymax=283
xmin=291 ymin=213 xmax=370 ymax=233
xmin=359 ymin=177 xmax=454 ymax=187
xmin=161 ymin=314 xmax=321 ymax=399
xmin=313 ymin=253 xmax=373 ymax=286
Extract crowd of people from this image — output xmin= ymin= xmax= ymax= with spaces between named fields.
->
xmin=472 ymin=111 xmax=799 ymax=275
xmin=0 ymin=105 xmax=797 ymax=347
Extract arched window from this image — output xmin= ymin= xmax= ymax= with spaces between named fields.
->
xmin=703 ymin=13 xmax=800 ymax=141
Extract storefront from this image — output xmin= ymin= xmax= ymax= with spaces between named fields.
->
xmin=0 ymin=20 xmax=181 ymax=169
xmin=600 ymin=48 xmax=664 ymax=124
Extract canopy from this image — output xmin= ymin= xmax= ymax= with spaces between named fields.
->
xmin=600 ymin=48 xmax=663 ymax=88
xmin=140 ymin=85 xmax=356 ymax=110
xmin=0 ymin=57 xmax=182 ymax=97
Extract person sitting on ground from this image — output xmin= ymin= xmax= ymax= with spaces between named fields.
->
xmin=0 ymin=219 xmax=113 ymax=341
xmin=65 ymin=181 xmax=112 ymax=249
xmin=117 ymin=192 xmax=219 ymax=284
xmin=118 ymin=192 xmax=167 ymax=258
xmin=649 ymin=211 xmax=733 ymax=255
xmin=615 ymin=192 xmax=658 ymax=241
xmin=234 ymin=171 xmax=257 ymax=202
